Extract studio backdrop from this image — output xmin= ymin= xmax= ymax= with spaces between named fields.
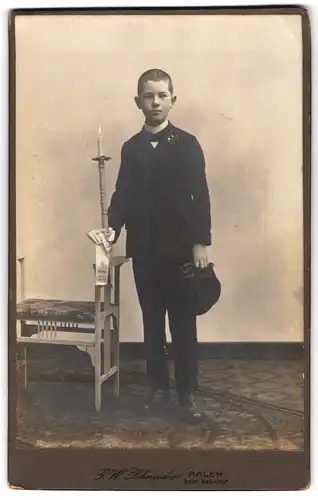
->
xmin=15 ymin=14 xmax=303 ymax=343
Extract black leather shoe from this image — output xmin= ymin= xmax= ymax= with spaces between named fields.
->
xmin=144 ymin=389 xmax=170 ymax=411
xmin=179 ymin=392 xmax=205 ymax=424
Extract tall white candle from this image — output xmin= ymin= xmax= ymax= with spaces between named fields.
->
xmin=97 ymin=124 xmax=103 ymax=156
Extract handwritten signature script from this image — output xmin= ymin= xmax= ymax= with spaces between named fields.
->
xmin=94 ymin=468 xmax=182 ymax=481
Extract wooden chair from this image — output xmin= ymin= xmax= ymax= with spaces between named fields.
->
xmin=15 ymin=255 xmax=127 ymax=411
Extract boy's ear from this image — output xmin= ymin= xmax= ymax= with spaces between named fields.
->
xmin=171 ymin=95 xmax=177 ymax=107
xmin=134 ymin=96 xmax=141 ymax=109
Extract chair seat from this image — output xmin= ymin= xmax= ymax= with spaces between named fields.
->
xmin=16 ymin=298 xmax=101 ymax=323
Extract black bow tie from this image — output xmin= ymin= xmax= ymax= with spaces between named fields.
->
xmin=143 ymin=127 xmax=169 ymax=142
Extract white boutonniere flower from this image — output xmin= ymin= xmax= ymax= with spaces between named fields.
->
xmin=166 ymin=132 xmax=179 ymax=144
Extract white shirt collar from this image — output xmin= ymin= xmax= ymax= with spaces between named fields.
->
xmin=144 ymin=119 xmax=169 ymax=135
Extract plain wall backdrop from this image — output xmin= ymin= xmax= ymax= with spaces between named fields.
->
xmin=15 ymin=13 xmax=303 ymax=342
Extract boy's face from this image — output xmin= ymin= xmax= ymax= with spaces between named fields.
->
xmin=135 ymin=79 xmax=176 ymax=126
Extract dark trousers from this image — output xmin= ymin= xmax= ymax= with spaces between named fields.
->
xmin=132 ymin=254 xmax=198 ymax=396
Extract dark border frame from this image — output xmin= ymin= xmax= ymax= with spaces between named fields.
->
xmin=8 ymin=5 xmax=311 ymax=490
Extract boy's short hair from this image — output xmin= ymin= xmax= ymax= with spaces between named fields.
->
xmin=137 ymin=69 xmax=174 ymax=96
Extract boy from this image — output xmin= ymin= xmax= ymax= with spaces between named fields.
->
xmin=91 ymin=69 xmax=211 ymax=423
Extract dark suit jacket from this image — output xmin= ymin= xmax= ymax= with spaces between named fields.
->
xmin=108 ymin=122 xmax=211 ymax=259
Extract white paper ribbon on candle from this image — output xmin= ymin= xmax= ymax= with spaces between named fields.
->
xmin=87 ymin=228 xmax=115 ymax=285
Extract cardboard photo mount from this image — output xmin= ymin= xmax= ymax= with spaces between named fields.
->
xmin=8 ymin=5 xmax=311 ymax=491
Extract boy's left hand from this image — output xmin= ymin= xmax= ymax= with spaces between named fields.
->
xmin=193 ymin=244 xmax=209 ymax=268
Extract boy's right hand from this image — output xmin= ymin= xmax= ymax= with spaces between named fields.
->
xmin=86 ymin=227 xmax=115 ymax=253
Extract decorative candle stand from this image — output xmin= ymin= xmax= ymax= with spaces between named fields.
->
xmin=90 ymin=126 xmax=126 ymax=410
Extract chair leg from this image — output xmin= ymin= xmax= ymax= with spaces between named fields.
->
xmin=103 ymin=284 xmax=111 ymax=376
xmin=95 ymin=342 xmax=101 ymax=412
xmin=114 ymin=368 xmax=119 ymax=397
xmin=24 ymin=346 xmax=28 ymax=389
xmin=114 ymin=325 xmax=119 ymax=397
xmin=95 ymin=375 xmax=101 ymax=412
xmin=95 ymin=286 xmax=102 ymax=412
xmin=113 ymin=267 xmax=120 ymax=397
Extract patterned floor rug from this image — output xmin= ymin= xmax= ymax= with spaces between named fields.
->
xmin=15 ymin=357 xmax=304 ymax=451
